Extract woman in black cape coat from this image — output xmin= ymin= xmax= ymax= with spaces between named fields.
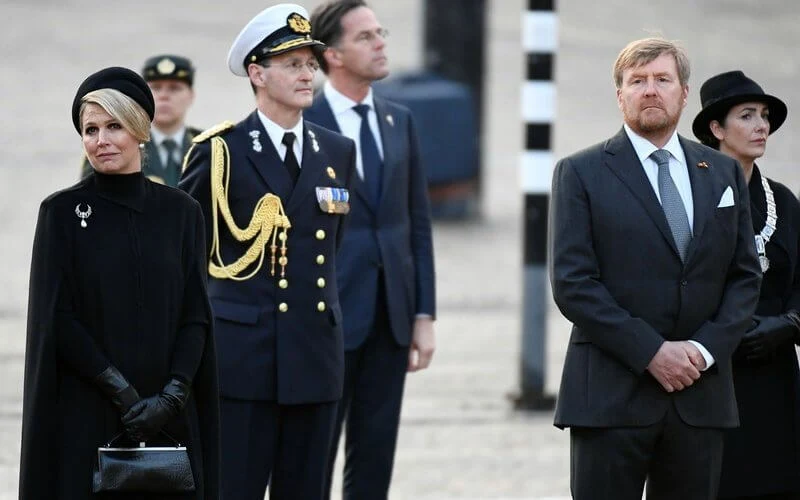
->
xmin=694 ymin=71 xmax=800 ymax=499
xmin=19 ymin=67 xmax=219 ymax=499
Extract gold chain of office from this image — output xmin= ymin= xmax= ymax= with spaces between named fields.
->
xmin=205 ymin=136 xmax=291 ymax=281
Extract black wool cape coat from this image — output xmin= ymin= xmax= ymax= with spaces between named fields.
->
xmin=19 ymin=172 xmax=220 ymax=499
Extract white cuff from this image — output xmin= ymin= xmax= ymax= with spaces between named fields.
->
xmin=688 ymin=340 xmax=715 ymax=370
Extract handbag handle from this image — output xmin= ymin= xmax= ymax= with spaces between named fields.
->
xmin=105 ymin=430 xmax=183 ymax=448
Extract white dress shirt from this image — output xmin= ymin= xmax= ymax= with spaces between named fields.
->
xmin=623 ymin=124 xmax=714 ymax=370
xmin=323 ymin=80 xmax=384 ymax=180
xmin=257 ymin=110 xmax=304 ymax=166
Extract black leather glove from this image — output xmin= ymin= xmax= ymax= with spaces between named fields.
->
xmin=121 ymin=378 xmax=190 ymax=442
xmin=93 ymin=365 xmax=140 ymax=414
xmin=737 ymin=312 xmax=800 ymax=363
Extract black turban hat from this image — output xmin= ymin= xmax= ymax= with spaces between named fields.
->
xmin=71 ymin=66 xmax=155 ymax=134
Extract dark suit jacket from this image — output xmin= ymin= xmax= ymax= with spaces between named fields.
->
xmin=179 ymin=111 xmax=356 ymax=403
xmin=304 ymin=94 xmax=436 ymax=349
xmin=80 ymin=126 xmax=201 ymax=186
xmin=550 ymin=128 xmax=761 ymax=429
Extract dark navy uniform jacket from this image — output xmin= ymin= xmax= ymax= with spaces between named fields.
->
xmin=180 ymin=111 xmax=355 ymax=404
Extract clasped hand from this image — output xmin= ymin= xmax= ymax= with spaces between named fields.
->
xmin=647 ymin=341 xmax=705 ymax=393
xmin=121 ymin=379 xmax=190 ymax=442
xmin=736 ymin=314 xmax=798 ymax=363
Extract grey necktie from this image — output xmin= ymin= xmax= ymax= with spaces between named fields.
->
xmin=651 ymin=149 xmax=692 ymax=261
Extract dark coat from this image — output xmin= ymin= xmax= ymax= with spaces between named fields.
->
xmin=179 ymin=112 xmax=356 ymax=403
xmin=304 ymin=95 xmax=436 ymax=349
xmin=80 ymin=126 xmax=202 ymax=186
xmin=19 ymin=172 xmax=220 ymax=499
xmin=550 ymin=128 xmax=762 ymax=429
xmin=718 ymin=166 xmax=800 ymax=497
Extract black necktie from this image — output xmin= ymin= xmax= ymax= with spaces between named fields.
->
xmin=161 ymin=138 xmax=181 ymax=172
xmin=282 ymin=132 xmax=301 ymax=185
xmin=352 ymin=104 xmax=383 ymax=205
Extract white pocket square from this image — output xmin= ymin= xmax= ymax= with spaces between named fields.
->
xmin=717 ymin=186 xmax=734 ymax=208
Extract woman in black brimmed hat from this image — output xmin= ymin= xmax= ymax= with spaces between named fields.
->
xmin=19 ymin=67 xmax=220 ymax=499
xmin=694 ymin=70 xmax=800 ymax=500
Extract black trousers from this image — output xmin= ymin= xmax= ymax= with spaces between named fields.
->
xmin=220 ymin=398 xmax=337 ymax=500
xmin=570 ymin=401 xmax=724 ymax=500
xmin=325 ymin=285 xmax=410 ymax=500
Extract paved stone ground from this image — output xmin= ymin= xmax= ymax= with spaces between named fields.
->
xmin=0 ymin=0 xmax=798 ymax=498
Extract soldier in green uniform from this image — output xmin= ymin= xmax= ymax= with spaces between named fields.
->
xmin=79 ymin=54 xmax=201 ymax=186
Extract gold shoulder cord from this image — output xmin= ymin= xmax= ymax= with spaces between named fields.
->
xmin=197 ymin=135 xmax=291 ymax=281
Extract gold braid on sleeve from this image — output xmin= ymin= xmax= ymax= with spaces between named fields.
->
xmin=207 ymin=136 xmax=291 ymax=281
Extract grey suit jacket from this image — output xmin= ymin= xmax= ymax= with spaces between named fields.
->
xmin=550 ymin=128 xmax=761 ymax=429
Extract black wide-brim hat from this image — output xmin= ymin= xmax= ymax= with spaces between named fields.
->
xmin=692 ymin=70 xmax=787 ymax=143
xmin=72 ymin=66 xmax=155 ymax=134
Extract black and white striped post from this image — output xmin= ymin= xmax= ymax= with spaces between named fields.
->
xmin=514 ymin=0 xmax=557 ymax=410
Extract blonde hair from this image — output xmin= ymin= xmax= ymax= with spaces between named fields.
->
xmin=612 ymin=37 xmax=690 ymax=89
xmin=79 ymin=88 xmax=151 ymax=142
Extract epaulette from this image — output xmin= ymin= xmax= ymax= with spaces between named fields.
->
xmin=192 ymin=121 xmax=235 ymax=143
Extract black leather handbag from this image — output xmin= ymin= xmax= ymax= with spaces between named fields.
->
xmin=92 ymin=431 xmax=196 ymax=493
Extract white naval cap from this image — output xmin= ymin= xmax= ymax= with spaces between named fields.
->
xmin=227 ymin=3 xmax=326 ymax=77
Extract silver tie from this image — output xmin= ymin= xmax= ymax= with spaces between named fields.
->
xmin=651 ymin=149 xmax=692 ymax=261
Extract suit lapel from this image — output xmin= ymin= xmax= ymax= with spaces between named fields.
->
xmin=181 ymin=131 xmax=194 ymax=156
xmin=242 ymin=112 xmax=294 ymax=202
xmin=373 ymin=97 xmax=395 ymax=210
xmin=308 ymin=96 xmax=341 ymax=133
xmin=681 ymin=137 xmax=717 ymax=263
xmin=286 ymin=124 xmax=326 ymax=214
xmin=144 ymin=141 xmax=164 ymax=171
xmin=604 ymin=128 xmax=681 ymax=258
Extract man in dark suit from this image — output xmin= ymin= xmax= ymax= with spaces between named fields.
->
xmin=549 ymin=37 xmax=762 ymax=500
xmin=179 ymin=5 xmax=355 ymax=499
xmin=305 ymin=1 xmax=436 ymax=498
xmin=81 ymin=54 xmax=200 ymax=186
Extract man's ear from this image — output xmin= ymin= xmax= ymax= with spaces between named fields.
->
xmin=323 ymin=47 xmax=342 ymax=69
xmin=247 ymin=63 xmax=265 ymax=86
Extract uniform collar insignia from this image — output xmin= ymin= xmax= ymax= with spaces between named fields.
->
xmin=249 ymin=130 xmax=262 ymax=152
xmin=307 ymin=129 xmax=319 ymax=152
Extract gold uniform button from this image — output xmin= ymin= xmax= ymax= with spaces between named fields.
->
xmin=316 ymin=254 xmax=325 ymax=265
xmin=317 ymin=301 xmax=326 ymax=312
xmin=317 ymin=277 xmax=326 ymax=288
xmin=278 ymin=279 xmax=288 ymax=289
xmin=315 ymin=229 xmax=326 ymax=240
xmin=279 ymin=302 xmax=288 ymax=312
